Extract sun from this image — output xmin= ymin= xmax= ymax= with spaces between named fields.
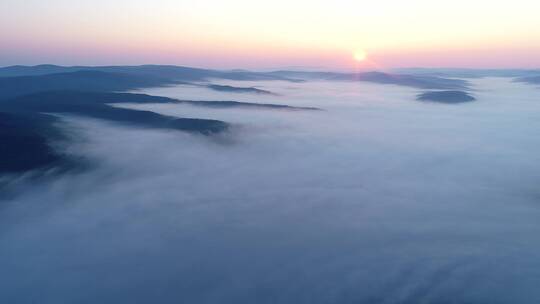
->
xmin=354 ymin=50 xmax=367 ymax=62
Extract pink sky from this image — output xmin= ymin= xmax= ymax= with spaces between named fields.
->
xmin=2 ymin=0 xmax=540 ymax=69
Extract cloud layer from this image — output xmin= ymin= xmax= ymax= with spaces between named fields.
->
xmin=1 ymin=78 xmax=540 ymax=303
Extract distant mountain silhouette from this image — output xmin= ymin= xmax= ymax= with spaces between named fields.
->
xmin=0 ymin=70 xmax=178 ymax=99
xmin=0 ymin=64 xmax=470 ymax=90
xmin=515 ymin=75 xmax=540 ymax=85
xmin=205 ymin=84 xmax=277 ymax=95
xmin=177 ymin=99 xmax=320 ymax=110
xmin=417 ymin=91 xmax=476 ymax=103
xmin=0 ymin=64 xmax=74 ymax=77
xmin=350 ymin=72 xmax=468 ymax=90
xmin=0 ymin=64 xmax=300 ymax=82
xmin=269 ymin=70 xmax=469 ymax=90
xmin=396 ymin=68 xmax=540 ymax=78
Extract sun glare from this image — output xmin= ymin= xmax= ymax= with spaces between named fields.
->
xmin=354 ymin=50 xmax=367 ymax=62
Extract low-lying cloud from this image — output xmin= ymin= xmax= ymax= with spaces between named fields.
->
xmin=1 ymin=78 xmax=540 ymax=303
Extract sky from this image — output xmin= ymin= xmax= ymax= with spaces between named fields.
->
xmin=1 ymin=0 xmax=540 ymax=69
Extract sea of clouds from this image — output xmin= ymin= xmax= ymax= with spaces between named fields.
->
xmin=1 ymin=78 xmax=539 ymax=303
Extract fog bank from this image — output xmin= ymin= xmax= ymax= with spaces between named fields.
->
xmin=1 ymin=78 xmax=540 ymax=303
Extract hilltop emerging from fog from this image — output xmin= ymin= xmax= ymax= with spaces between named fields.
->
xmin=1 ymin=64 xmax=539 ymax=175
